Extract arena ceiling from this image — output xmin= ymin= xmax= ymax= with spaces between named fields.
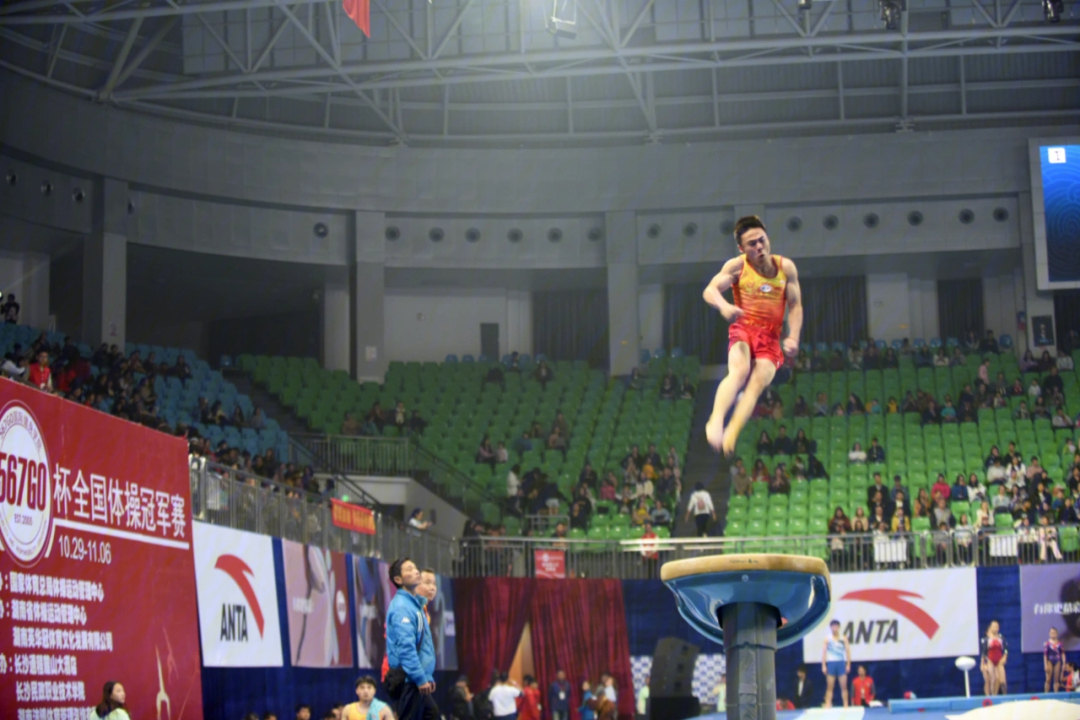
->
xmin=1 ymin=0 xmax=1078 ymax=146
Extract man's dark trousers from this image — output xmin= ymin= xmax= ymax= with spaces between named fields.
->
xmin=396 ymin=681 xmax=439 ymax=720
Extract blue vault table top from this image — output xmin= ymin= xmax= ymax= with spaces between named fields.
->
xmin=661 ymin=554 xmax=833 ymax=650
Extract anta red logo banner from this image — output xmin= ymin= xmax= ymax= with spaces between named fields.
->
xmin=802 ymin=568 xmax=979 ymax=662
xmin=534 ymin=550 xmax=566 ymax=579
xmin=0 ymin=381 xmax=203 ymax=719
xmin=193 ymin=522 xmax=284 ymax=666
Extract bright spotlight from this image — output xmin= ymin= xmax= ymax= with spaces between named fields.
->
xmin=798 ymin=0 xmax=812 ymax=11
xmin=1043 ymin=0 xmax=1064 ymax=22
xmin=546 ymin=0 xmax=578 ymax=39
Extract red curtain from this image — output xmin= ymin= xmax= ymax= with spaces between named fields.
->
xmin=529 ymin=580 xmax=636 ymax=720
xmin=454 ymin=578 xmax=536 ymax=692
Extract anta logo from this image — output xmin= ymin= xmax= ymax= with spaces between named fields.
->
xmin=214 ymin=554 xmax=266 ymax=641
xmin=841 ymin=589 xmax=940 ymax=639
xmin=760 ymin=285 xmax=773 ymax=293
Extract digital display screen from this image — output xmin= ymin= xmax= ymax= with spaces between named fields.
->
xmin=1039 ymin=144 xmax=1080 ymax=282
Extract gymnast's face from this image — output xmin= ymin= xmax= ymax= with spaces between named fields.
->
xmin=738 ymin=228 xmax=771 ymax=265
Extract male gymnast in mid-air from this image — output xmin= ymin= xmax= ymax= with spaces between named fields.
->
xmin=703 ymin=215 xmax=803 ymax=457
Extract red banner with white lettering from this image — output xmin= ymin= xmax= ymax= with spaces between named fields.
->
xmin=534 ymin=550 xmax=566 ymax=579
xmin=0 ymin=380 xmax=203 ymax=719
xmin=330 ymin=498 xmax=375 ymax=535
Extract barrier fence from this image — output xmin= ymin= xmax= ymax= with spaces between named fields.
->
xmin=455 ymin=526 xmax=1080 ymax=579
xmin=188 ymin=458 xmax=458 ymax=574
xmin=188 ymin=457 xmax=1077 ymax=580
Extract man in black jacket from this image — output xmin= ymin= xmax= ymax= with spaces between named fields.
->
xmin=793 ymin=665 xmax=816 ymax=709
xmin=450 ymin=676 xmax=475 ymax=720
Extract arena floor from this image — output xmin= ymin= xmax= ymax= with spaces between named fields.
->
xmin=697 ymin=699 xmax=1080 ymax=720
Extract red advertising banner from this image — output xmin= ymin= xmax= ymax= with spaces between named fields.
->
xmin=534 ymin=550 xmax=566 ymax=579
xmin=330 ymin=498 xmax=375 ymax=535
xmin=0 ymin=381 xmax=203 ymax=720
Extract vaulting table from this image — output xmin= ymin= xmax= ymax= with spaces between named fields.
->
xmin=661 ymin=555 xmax=832 ymax=720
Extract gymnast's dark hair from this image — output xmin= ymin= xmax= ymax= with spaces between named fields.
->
xmin=734 ymin=215 xmax=766 ymax=244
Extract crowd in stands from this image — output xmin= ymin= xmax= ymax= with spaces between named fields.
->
xmin=2 ymin=332 xmax=176 ymax=431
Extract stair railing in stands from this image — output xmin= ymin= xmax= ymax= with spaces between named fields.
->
xmin=188 ymin=457 xmax=458 ymax=574
xmin=284 ymin=435 xmax=386 ymax=511
xmin=289 ymin=433 xmax=501 ymax=521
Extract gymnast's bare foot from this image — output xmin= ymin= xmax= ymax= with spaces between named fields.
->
xmin=705 ymin=418 xmax=724 ymax=452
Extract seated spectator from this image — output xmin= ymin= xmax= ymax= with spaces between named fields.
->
xmin=659 ymin=370 xmax=677 ymax=399
xmin=807 ymin=454 xmax=829 ymax=480
xmin=832 ymin=403 xmax=846 ymax=417
xmin=569 ymin=499 xmax=590 ymax=530
xmin=635 ymin=471 xmax=655 ymax=501
xmin=631 ymin=499 xmax=651 ymax=526
xmin=1032 ymin=397 xmax=1051 ymax=420
xmin=966 ymin=473 xmax=987 ymax=503
xmin=771 ymin=399 xmax=785 ymax=421
xmin=773 ymin=426 xmax=794 ymax=456
xmin=1054 ymin=406 xmax=1072 ymax=428
xmin=622 ymin=445 xmax=643 ymax=470
xmin=28 ymin=349 xmax=53 ymax=392
xmin=867 ymin=472 xmax=888 ymax=505
xmin=913 ymin=492 xmax=932 ymax=519
xmin=1028 ymin=378 xmax=1043 ymax=398
xmin=666 ymin=445 xmax=682 ymax=481
xmin=852 ymin=507 xmax=870 ymax=533
xmin=891 ymin=507 xmax=911 ymax=532
xmin=579 ymin=463 xmax=599 ymax=488
xmin=393 ymin=401 xmax=407 ymax=433
xmin=680 ymin=375 xmax=696 ymax=400
xmin=650 ymin=499 xmax=672 ymax=528
xmin=846 ymin=393 xmax=864 ymax=416
xmin=534 ymin=360 xmax=554 ymax=390
xmin=792 ymin=395 xmax=809 ymax=417
xmin=793 ymin=429 xmax=815 ymax=455
xmin=950 ymin=474 xmax=968 ymax=502
xmin=940 ymin=399 xmax=958 ymax=423
xmin=230 ymin=405 xmax=246 ymax=428
xmin=512 ymin=431 xmax=533 ymax=457
xmin=871 ymin=504 xmax=889 ymax=530
xmin=901 ymin=391 xmax=919 ymax=413
xmin=408 ymin=508 xmax=433 ymax=532
xmin=867 ymin=398 xmax=882 ymax=414
xmin=882 ymin=348 xmax=899 ymax=369
xmin=756 ymin=431 xmax=774 ymax=457
xmin=1038 ymin=350 xmax=1056 ymax=373
xmin=975 ymin=500 xmax=993 ymax=528
xmin=731 ymin=458 xmax=751 ymax=498
xmin=933 ymin=348 xmax=950 ymax=367
xmin=829 ymin=349 xmax=846 ymax=371
xmin=867 ymin=438 xmax=885 ymax=464
xmin=408 ymin=410 xmax=428 ymax=435
xmin=627 ymin=366 xmax=644 ymax=390
xmin=599 ymin=472 xmax=618 ymax=501
xmin=932 ymin=496 xmax=955 ymax=528
xmin=921 ymin=400 xmax=940 ymax=425
xmin=950 ymin=346 xmax=966 ymax=367
xmin=507 ymin=465 xmax=522 ymax=497
xmin=848 ymin=442 xmax=867 ymax=464
xmin=1058 ymin=349 xmax=1075 ymax=372
xmin=768 ymin=465 xmax=791 ymax=496
xmin=476 ymin=436 xmax=496 ymax=468
xmin=751 ymin=459 xmax=770 ymax=483
xmin=932 ymin=473 xmax=951 ymax=501
xmin=813 ymin=392 xmax=829 ymax=417
xmin=1044 ymin=365 xmax=1065 ymax=397
xmin=828 ymin=507 xmax=852 ymax=534
xmin=172 ymin=355 xmax=192 ymax=383
xmin=809 ymin=350 xmax=827 ymax=371
xmin=341 ymin=412 xmax=360 ymax=435
xmin=992 ymin=485 xmax=1012 ymax=514
xmin=495 ymin=441 xmax=509 ymax=464
xmin=365 ymin=401 xmax=385 ymax=430
xmin=914 ymin=345 xmax=933 ymax=368
xmin=980 ymin=330 xmax=1000 ymax=354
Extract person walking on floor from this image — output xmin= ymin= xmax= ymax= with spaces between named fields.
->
xmin=385 ymin=558 xmax=439 ymax=720
xmin=548 ymin=670 xmax=571 ymax=720
xmin=685 ymin=483 xmax=716 ymax=537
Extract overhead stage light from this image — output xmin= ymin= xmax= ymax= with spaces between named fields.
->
xmin=879 ymin=0 xmax=905 ymax=30
xmin=798 ymin=0 xmax=812 ymax=11
xmin=1043 ymin=0 xmax=1064 ymax=22
xmin=546 ymin=0 xmax=578 ymax=39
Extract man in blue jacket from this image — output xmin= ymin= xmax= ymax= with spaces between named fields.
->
xmin=386 ymin=557 xmax=439 ymax=720
xmin=548 ymin=670 xmax=571 ymax=720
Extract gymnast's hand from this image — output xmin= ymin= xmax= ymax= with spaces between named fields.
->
xmin=782 ymin=337 xmax=799 ymax=357
xmin=720 ymin=304 xmax=744 ymax=323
